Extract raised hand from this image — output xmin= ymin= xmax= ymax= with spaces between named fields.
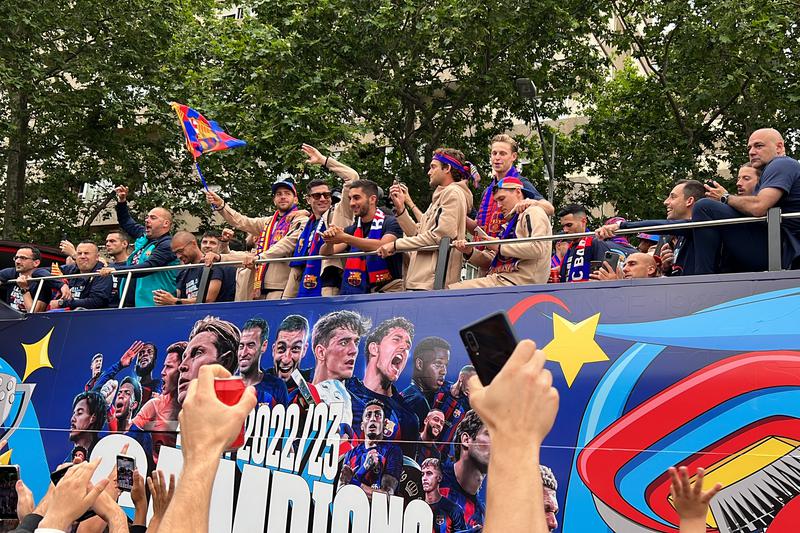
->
xmin=115 ymin=185 xmax=129 ymax=203
xmin=301 ymin=144 xmax=326 ymax=166
xmin=121 ymin=340 xmax=145 ymax=367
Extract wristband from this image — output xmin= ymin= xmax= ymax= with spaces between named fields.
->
xmin=396 ymin=208 xmax=406 ymax=217
xmin=324 ymin=156 xmax=329 ymax=169
xmin=175 ymin=299 xmax=182 ymax=305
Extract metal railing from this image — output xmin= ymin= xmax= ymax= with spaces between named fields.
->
xmin=3 ymin=207 xmax=797 ymax=313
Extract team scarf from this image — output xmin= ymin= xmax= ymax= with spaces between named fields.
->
xmin=551 ymin=254 xmax=564 ymax=269
xmin=253 ymin=206 xmax=297 ymax=290
xmin=563 ymin=237 xmax=593 ymax=282
xmin=340 ymin=209 xmax=393 ymax=295
xmin=488 ymin=213 xmax=520 ymax=274
xmin=475 ymin=166 xmax=522 ymax=238
xmin=292 ymin=215 xmax=327 ymax=298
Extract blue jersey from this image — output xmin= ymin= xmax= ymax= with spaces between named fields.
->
xmin=346 ymin=377 xmax=420 ymax=458
xmin=254 ymin=372 xmax=290 ymax=407
xmin=343 ymin=442 xmax=402 ymax=489
xmin=415 ymin=441 xmax=441 ymax=466
xmin=439 ymin=461 xmax=485 ymax=530
xmin=399 ymin=381 xmax=435 ymax=430
xmin=430 ymin=495 xmax=466 ymax=533
xmin=431 ymin=383 xmax=469 ymax=459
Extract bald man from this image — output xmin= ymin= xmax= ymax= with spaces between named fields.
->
xmin=692 ymin=128 xmax=800 ymax=274
xmin=153 ymin=231 xmax=235 ymax=305
xmin=590 ymin=252 xmax=659 ymax=280
xmin=99 ymin=185 xmax=180 ymax=307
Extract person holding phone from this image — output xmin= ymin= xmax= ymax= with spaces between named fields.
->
xmin=450 ymin=176 xmax=552 ymax=289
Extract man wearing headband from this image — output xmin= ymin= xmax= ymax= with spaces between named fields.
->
xmin=377 ymin=148 xmax=472 ymax=290
xmin=450 ymin=176 xmax=551 ymax=289
xmin=470 ymin=134 xmax=554 ymax=241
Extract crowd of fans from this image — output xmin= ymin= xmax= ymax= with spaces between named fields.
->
xmin=1 ymin=342 xmax=722 ymax=533
xmin=1 ymin=128 xmax=798 ymax=311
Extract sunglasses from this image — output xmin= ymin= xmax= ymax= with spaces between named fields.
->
xmin=308 ymin=192 xmax=332 ymax=200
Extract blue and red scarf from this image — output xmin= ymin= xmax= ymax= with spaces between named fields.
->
xmin=291 ymin=215 xmax=326 ymax=298
xmin=475 ymin=166 xmax=521 ymax=239
xmin=562 ymin=237 xmax=593 ymax=282
xmin=341 ymin=210 xmax=393 ymax=295
xmin=488 ymin=213 xmax=520 ymax=274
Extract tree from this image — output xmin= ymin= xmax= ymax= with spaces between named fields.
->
xmin=164 ymin=0 xmax=607 ymax=221
xmin=0 ymin=0 xmax=214 ymax=242
xmin=563 ymin=0 xmax=800 ymax=220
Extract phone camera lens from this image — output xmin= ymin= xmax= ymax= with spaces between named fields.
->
xmin=466 ymin=332 xmax=479 ymax=353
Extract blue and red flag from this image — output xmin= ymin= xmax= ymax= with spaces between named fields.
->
xmin=170 ymin=102 xmax=246 ymax=158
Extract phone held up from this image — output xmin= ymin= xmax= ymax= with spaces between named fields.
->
xmin=0 ymin=465 xmax=19 ymax=519
xmin=116 ymin=455 xmax=136 ymax=492
xmin=459 ymin=311 xmax=520 ymax=385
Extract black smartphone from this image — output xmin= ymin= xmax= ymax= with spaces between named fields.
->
xmin=0 ymin=465 xmax=19 ymax=519
xmin=604 ymin=251 xmax=621 ymax=272
xmin=116 ymin=455 xmax=135 ymax=492
xmin=653 ymin=236 xmax=670 ymax=257
xmin=704 ymin=179 xmax=716 ymax=188
xmin=49 ymin=464 xmax=73 ymax=485
xmin=459 ymin=311 xmax=519 ymax=385
xmin=590 ymin=260 xmax=603 ymax=273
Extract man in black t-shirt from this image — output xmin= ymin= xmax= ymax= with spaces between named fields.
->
xmin=320 ymin=179 xmax=404 ymax=293
xmin=692 ymin=128 xmax=800 ymax=273
xmin=0 ymin=246 xmax=63 ymax=312
xmin=51 ymin=241 xmax=112 ymax=310
xmin=152 ymin=231 xmax=235 ymax=305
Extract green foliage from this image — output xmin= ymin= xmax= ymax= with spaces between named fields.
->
xmin=563 ymin=0 xmax=800 ymax=220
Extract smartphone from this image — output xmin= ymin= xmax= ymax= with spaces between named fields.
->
xmin=653 ymin=236 xmax=670 ymax=257
xmin=604 ymin=251 xmax=621 ymax=272
xmin=590 ymin=260 xmax=603 ymax=273
xmin=459 ymin=311 xmax=519 ymax=385
xmin=214 ymin=377 xmax=247 ymax=451
xmin=116 ymin=455 xmax=135 ymax=492
xmin=291 ymin=369 xmax=317 ymax=408
xmin=704 ymin=179 xmax=716 ymax=188
xmin=50 ymin=464 xmax=73 ymax=485
xmin=0 ymin=465 xmax=19 ymax=519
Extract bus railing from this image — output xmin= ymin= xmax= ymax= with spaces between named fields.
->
xmin=5 ymin=207 xmax=797 ymax=312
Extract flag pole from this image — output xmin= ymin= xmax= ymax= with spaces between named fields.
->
xmin=194 ymin=158 xmax=219 ymax=211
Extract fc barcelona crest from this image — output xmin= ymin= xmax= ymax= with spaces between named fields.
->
xmin=303 ymin=274 xmax=318 ymax=289
xmin=347 ymin=271 xmax=363 ymax=287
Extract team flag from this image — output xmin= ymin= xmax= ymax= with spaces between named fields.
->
xmin=170 ymin=102 xmax=246 ymax=158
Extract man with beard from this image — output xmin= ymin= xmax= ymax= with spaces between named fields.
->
xmin=109 ymin=376 xmax=142 ymax=433
xmin=421 ymin=458 xmax=465 ymax=533
xmin=346 ymin=317 xmax=420 ymax=458
xmin=416 ymin=409 xmax=445 ymax=464
xmin=267 ymin=315 xmax=313 ymax=402
xmin=311 ymin=310 xmax=371 ymax=385
xmin=339 ymin=400 xmax=402 ymax=497
xmin=0 ymin=246 xmax=63 ymax=312
xmin=439 ymin=410 xmax=488 ymax=530
xmin=105 ymin=230 xmax=130 ymax=307
xmin=400 ymin=337 xmax=451 ymax=428
xmin=153 ymin=231 xmax=235 ymax=305
xmin=320 ymin=179 xmax=404 ymax=294
xmin=204 ymin=178 xmax=304 ymax=300
xmin=69 ymin=390 xmax=107 ymax=454
xmin=691 ymin=128 xmax=800 ymax=273
xmin=99 ymin=185 xmax=179 ymax=307
xmin=85 ymin=353 xmax=103 ymax=391
xmin=237 ymin=317 xmax=289 ymax=406
xmin=93 ymin=341 xmax=161 ymax=405
xmin=132 ymin=341 xmax=185 ymax=463
xmin=432 ymin=365 xmax=476 ymax=460
xmin=178 ymin=316 xmax=239 ymax=405
xmin=51 ymin=241 xmax=112 ymax=310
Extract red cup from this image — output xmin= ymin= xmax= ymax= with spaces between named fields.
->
xmin=213 ymin=377 xmax=247 ymax=451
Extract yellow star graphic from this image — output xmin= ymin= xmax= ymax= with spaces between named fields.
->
xmin=542 ymin=313 xmax=609 ymax=387
xmin=21 ymin=327 xmax=55 ymax=381
xmin=0 ymin=449 xmax=11 ymax=465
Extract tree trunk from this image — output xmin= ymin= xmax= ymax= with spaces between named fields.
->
xmin=3 ymin=91 xmax=30 ymax=240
